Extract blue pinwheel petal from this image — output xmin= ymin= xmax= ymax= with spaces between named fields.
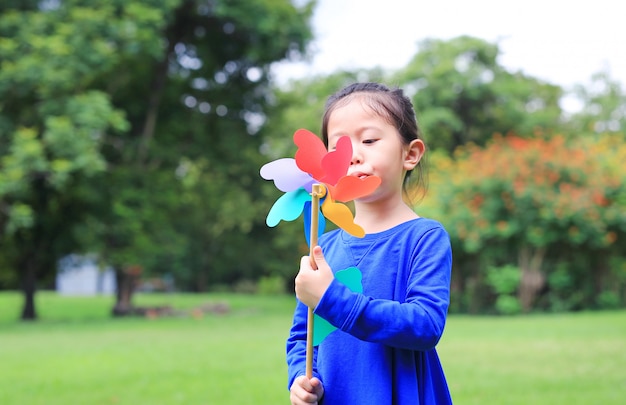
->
xmin=303 ymin=200 xmax=326 ymax=247
xmin=266 ymin=188 xmax=311 ymax=227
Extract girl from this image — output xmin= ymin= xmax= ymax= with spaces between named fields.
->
xmin=287 ymin=82 xmax=453 ymax=404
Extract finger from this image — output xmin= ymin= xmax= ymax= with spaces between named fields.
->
xmin=290 ymin=377 xmax=319 ymax=404
xmin=294 ymin=375 xmax=313 ymax=392
xmin=311 ymin=246 xmax=328 ymax=271
xmin=310 ymin=377 xmax=324 ymax=398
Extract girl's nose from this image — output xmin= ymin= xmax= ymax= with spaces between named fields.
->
xmin=350 ymin=142 xmax=362 ymax=165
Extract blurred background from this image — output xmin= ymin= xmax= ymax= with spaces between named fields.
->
xmin=1 ymin=0 xmax=624 ymax=319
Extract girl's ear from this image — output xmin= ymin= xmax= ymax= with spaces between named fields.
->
xmin=404 ymin=139 xmax=425 ymax=171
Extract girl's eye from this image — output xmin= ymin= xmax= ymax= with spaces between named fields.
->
xmin=363 ymin=139 xmax=377 ymax=144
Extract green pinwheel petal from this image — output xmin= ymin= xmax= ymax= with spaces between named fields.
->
xmin=313 ymin=266 xmax=363 ymax=346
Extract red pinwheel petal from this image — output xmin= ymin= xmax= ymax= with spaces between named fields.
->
xmin=320 ymin=136 xmax=351 ymax=186
xmin=332 ymin=175 xmax=382 ymax=203
xmin=321 ymin=199 xmax=365 ymax=238
xmin=294 ymin=129 xmax=327 ymax=180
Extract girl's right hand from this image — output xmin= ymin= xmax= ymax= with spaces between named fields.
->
xmin=290 ymin=375 xmax=324 ymax=404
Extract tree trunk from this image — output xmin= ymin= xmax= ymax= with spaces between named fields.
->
xmin=20 ymin=258 xmax=37 ymax=320
xmin=517 ymin=246 xmax=546 ymax=312
xmin=18 ymin=176 xmax=49 ymax=321
xmin=593 ymin=250 xmax=608 ymax=297
xmin=112 ymin=265 xmax=142 ymax=316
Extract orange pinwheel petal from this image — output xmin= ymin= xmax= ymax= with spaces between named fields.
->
xmin=321 ymin=198 xmax=365 ymax=238
xmin=332 ymin=175 xmax=382 ymax=203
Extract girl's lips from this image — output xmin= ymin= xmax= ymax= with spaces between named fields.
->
xmin=350 ymin=172 xmax=370 ymax=180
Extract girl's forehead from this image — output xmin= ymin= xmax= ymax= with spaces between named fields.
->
xmin=328 ymin=98 xmax=394 ymax=133
xmin=329 ymin=97 xmax=382 ymax=121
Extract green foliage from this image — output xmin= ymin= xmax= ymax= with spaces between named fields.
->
xmin=0 ymin=0 xmax=187 ymax=318
xmin=486 ymin=265 xmax=520 ymax=295
xmin=486 ymin=265 xmax=521 ymax=315
xmin=570 ymin=70 xmax=626 ymax=136
xmin=0 ymin=0 xmax=314 ymax=319
xmin=596 ymin=291 xmax=621 ymax=310
xmin=392 ymin=36 xmax=564 ymax=152
xmin=257 ymin=274 xmax=287 ymax=295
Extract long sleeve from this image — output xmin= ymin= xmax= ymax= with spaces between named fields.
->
xmin=314 ymin=227 xmax=451 ymax=351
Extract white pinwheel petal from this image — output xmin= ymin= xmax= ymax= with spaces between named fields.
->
xmin=260 ymin=158 xmax=313 ymax=192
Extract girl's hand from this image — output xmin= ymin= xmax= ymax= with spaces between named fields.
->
xmin=295 ymin=246 xmax=334 ymax=308
xmin=290 ymin=375 xmax=324 ymax=404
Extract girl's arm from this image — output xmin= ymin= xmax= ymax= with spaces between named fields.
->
xmin=314 ymin=227 xmax=452 ymax=351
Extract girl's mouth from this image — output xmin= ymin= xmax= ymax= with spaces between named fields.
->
xmin=350 ymin=172 xmax=369 ymax=180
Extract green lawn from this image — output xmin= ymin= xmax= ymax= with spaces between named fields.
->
xmin=1 ymin=292 xmax=625 ymax=404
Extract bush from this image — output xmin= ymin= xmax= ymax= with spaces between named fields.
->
xmin=486 ymin=265 xmax=522 ymax=315
xmin=257 ymin=275 xmax=286 ymax=295
xmin=495 ymin=295 xmax=522 ymax=315
xmin=596 ymin=291 xmax=620 ymax=309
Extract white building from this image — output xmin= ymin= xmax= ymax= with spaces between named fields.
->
xmin=56 ymin=254 xmax=116 ymax=295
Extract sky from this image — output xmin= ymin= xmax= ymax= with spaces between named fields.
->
xmin=273 ymin=0 xmax=626 ymax=95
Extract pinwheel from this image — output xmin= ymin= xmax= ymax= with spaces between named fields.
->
xmin=260 ymin=128 xmax=381 ymax=240
xmin=260 ymin=128 xmax=381 ymax=378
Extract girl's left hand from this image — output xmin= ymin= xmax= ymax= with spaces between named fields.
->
xmin=295 ymin=246 xmax=334 ymax=308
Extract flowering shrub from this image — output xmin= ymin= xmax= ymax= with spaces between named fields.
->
xmin=421 ymin=133 xmax=626 ymax=312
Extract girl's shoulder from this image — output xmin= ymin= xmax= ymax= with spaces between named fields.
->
xmin=386 ymin=217 xmax=449 ymax=243
xmin=409 ymin=217 xmax=449 ymax=235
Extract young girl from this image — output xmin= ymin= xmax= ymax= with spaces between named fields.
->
xmin=287 ymin=82 xmax=453 ymax=404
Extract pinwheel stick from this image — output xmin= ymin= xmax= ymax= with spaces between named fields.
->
xmin=306 ymin=183 xmax=326 ymax=379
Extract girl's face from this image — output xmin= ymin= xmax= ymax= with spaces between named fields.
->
xmin=326 ymin=96 xmax=423 ymax=204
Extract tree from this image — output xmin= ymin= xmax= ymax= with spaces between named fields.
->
xmin=0 ymin=0 xmax=314 ymax=319
xmin=569 ymin=70 xmax=626 ymax=136
xmin=94 ymin=0 xmax=314 ymax=300
xmin=0 ymin=2 xmax=140 ymax=319
xmin=392 ymin=36 xmax=564 ymax=153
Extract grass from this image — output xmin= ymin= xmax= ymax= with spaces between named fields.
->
xmin=439 ymin=313 xmax=626 ymax=404
xmin=1 ymin=292 xmax=625 ymax=404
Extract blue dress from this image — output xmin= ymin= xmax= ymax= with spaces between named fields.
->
xmin=286 ymin=218 xmax=453 ymax=404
